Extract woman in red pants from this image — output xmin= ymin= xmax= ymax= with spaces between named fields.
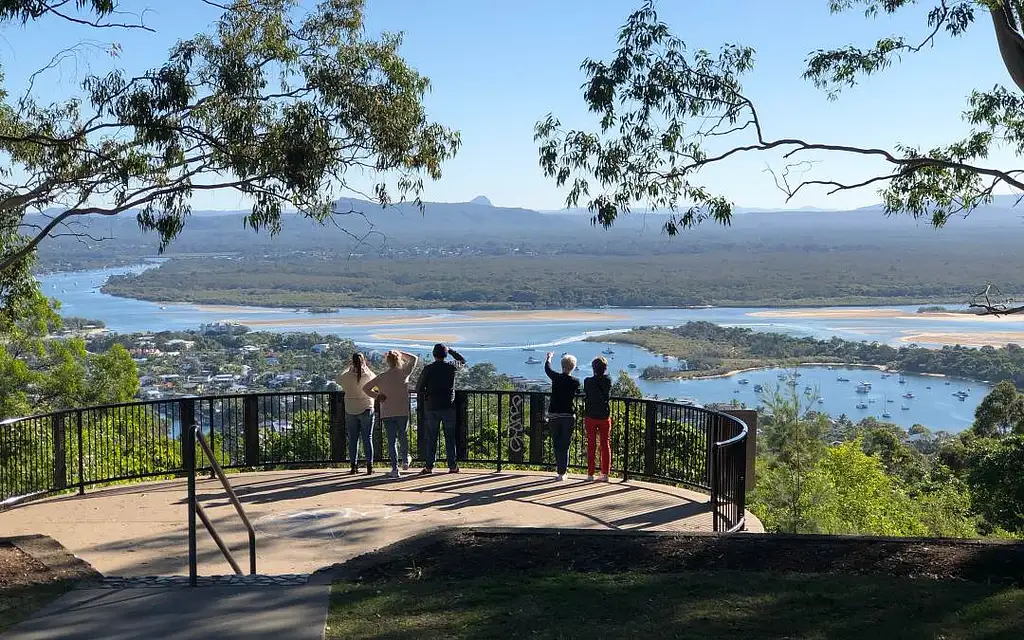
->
xmin=583 ymin=357 xmax=613 ymax=481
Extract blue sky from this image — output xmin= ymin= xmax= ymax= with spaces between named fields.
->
xmin=0 ymin=0 xmax=1014 ymax=211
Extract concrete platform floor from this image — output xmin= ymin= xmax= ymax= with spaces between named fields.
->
xmin=0 ymin=469 xmax=763 ymax=577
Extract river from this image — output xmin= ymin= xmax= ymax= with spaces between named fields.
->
xmin=42 ymin=264 xmax=1022 ymax=433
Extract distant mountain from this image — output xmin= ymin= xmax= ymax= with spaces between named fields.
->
xmin=470 ymin=196 xmax=492 ymax=206
xmin=27 ymin=191 xmax=1024 ymax=270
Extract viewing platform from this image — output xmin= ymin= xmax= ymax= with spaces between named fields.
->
xmin=0 ymin=390 xmax=757 ymax=579
xmin=0 ymin=468 xmax=762 ymax=577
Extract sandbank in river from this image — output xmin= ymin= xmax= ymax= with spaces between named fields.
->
xmin=219 ymin=309 xmax=626 ymax=328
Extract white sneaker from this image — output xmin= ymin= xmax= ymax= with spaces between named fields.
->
xmin=555 ymin=473 xmax=566 ymax=482
xmin=597 ymin=474 xmax=609 ymax=482
xmin=388 ymin=469 xmax=400 ymax=479
xmin=586 ymin=474 xmax=595 ymax=481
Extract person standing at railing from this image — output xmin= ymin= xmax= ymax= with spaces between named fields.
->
xmin=415 ymin=343 xmax=467 ymax=474
xmin=545 ymin=351 xmax=580 ymax=481
xmin=337 ymin=352 xmax=377 ymax=475
xmin=362 ymin=350 xmax=419 ymax=479
xmin=584 ymin=356 xmax=613 ymax=482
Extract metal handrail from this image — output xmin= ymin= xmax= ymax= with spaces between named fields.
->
xmin=195 ymin=426 xmax=257 ymax=575
xmin=186 ymin=422 xmax=257 ymax=585
xmin=3 ymin=389 xmax=750 ymax=536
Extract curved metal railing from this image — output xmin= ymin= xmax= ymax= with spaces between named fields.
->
xmin=0 ymin=390 xmax=750 ymax=532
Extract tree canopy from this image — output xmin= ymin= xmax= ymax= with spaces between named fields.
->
xmin=0 ymin=0 xmax=459 ymax=314
xmin=537 ymin=1 xmax=1024 ymax=239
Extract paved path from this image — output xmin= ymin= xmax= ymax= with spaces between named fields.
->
xmin=0 ymin=469 xmax=761 ymax=577
xmin=3 ymin=585 xmax=328 ymax=640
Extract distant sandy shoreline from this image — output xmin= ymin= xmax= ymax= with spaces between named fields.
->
xmin=899 ymin=332 xmax=1024 ymax=347
xmin=225 ymin=309 xmax=626 ymax=328
xmin=371 ymin=332 xmax=462 ymax=343
xmin=750 ymin=309 xmax=1019 ymax=323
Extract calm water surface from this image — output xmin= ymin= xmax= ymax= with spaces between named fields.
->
xmin=41 ymin=265 xmax=1013 ymax=432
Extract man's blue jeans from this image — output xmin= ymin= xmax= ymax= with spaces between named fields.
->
xmin=424 ymin=408 xmax=458 ymax=470
xmin=346 ymin=410 xmax=374 ymax=467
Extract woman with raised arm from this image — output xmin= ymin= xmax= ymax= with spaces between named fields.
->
xmin=545 ymin=351 xmax=580 ymax=481
xmin=584 ymin=357 xmax=613 ymax=482
xmin=337 ymin=352 xmax=377 ymax=475
xmin=363 ymin=350 xmax=419 ymax=478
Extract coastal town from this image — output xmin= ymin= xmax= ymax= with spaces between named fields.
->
xmin=82 ymin=321 xmax=557 ymax=400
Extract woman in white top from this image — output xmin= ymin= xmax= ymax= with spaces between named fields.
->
xmin=337 ymin=352 xmax=377 ymax=475
xmin=362 ymin=350 xmax=419 ymax=478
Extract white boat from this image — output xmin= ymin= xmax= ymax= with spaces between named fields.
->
xmin=628 ymin=363 xmax=637 ymax=369
xmin=738 ymin=379 xmax=749 ymax=385
xmin=855 ymin=382 xmax=871 ymax=394
xmin=856 ymin=403 xmax=868 ymax=409
xmin=903 ymin=392 xmax=915 ymax=399
xmin=753 ymin=384 xmax=763 ymax=393
xmin=602 ymin=348 xmax=615 ymax=355
xmin=837 ymin=376 xmax=850 ymax=382
xmin=526 ymin=357 xmax=542 ymax=364
xmin=882 ymin=411 xmax=892 ymax=418
xmin=817 ymin=398 xmax=824 ymax=404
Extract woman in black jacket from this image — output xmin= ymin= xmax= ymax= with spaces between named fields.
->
xmin=545 ymin=351 xmax=580 ymax=481
xmin=584 ymin=357 xmax=613 ymax=481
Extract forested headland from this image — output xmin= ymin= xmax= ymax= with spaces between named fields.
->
xmin=100 ymin=245 xmax=1024 ymax=310
xmin=596 ymin=322 xmax=1024 ymax=385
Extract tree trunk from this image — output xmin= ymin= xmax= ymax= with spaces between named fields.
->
xmin=990 ymin=2 xmax=1024 ymax=93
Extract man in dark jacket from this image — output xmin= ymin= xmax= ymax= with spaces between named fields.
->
xmin=415 ymin=343 xmax=467 ymax=473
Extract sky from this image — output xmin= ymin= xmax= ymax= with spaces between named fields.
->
xmin=0 ymin=0 xmax=1016 ymax=212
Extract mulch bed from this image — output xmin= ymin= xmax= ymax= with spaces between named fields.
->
xmin=0 ymin=536 xmax=100 ymax=631
xmin=319 ymin=528 xmax=1024 ymax=586
xmin=0 ymin=544 xmax=51 ymax=589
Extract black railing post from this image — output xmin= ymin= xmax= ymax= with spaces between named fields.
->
xmin=181 ymin=398 xmax=198 ymax=586
xmin=328 ymin=391 xmax=345 ymax=464
xmin=76 ymin=410 xmax=85 ymax=495
xmin=709 ymin=414 xmax=721 ymax=532
xmin=528 ymin=392 xmax=545 ymax=465
xmin=496 ymin=393 xmax=503 ymax=472
xmin=415 ymin=394 xmax=425 ymax=464
xmin=736 ymin=434 xmax=748 ymax=531
xmin=51 ymin=412 xmax=67 ymax=492
xmin=507 ymin=393 xmax=525 ymax=465
xmin=455 ymin=391 xmax=469 ymax=464
xmin=622 ymin=402 xmax=631 ymax=482
xmin=243 ymin=394 xmax=260 ymax=467
xmin=644 ymin=401 xmax=657 ymax=477
xmin=207 ymin=400 xmax=216 ymax=479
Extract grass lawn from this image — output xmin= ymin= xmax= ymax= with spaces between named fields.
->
xmin=327 ymin=570 xmax=1024 ymax=639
